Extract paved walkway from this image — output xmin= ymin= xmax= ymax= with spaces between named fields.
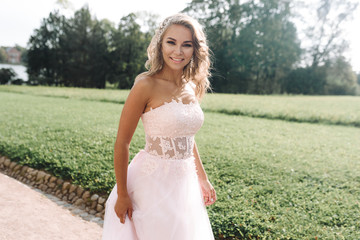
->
xmin=0 ymin=172 xmax=103 ymax=240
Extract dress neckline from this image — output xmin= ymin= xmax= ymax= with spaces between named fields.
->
xmin=142 ymin=98 xmax=199 ymax=116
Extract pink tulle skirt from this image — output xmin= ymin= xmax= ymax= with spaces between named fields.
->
xmin=102 ymin=150 xmax=214 ymax=240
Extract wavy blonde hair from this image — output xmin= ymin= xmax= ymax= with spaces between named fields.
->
xmin=140 ymin=13 xmax=211 ymax=99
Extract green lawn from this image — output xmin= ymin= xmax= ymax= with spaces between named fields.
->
xmin=0 ymin=85 xmax=129 ymax=103
xmin=1 ymin=87 xmax=359 ymax=239
xmin=1 ymin=85 xmax=360 ymax=127
xmin=198 ymin=112 xmax=360 ymax=239
xmin=202 ymin=93 xmax=360 ymax=127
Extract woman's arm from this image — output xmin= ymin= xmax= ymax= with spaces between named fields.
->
xmin=113 ymin=77 xmax=152 ymax=223
xmin=114 ymin=77 xmax=152 ymax=194
xmin=192 ymin=141 xmax=209 ymax=182
xmin=193 ymin=140 xmax=217 ymax=206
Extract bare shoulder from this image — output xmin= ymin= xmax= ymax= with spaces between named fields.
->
xmin=131 ymin=74 xmax=156 ymax=97
xmin=133 ymin=74 xmax=172 ymax=93
xmin=133 ymin=74 xmax=154 ymax=88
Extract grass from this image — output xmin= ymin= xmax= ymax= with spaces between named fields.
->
xmin=0 ymin=92 xmax=143 ymax=194
xmin=198 ymin=112 xmax=360 ymax=239
xmin=202 ymin=93 xmax=360 ymax=127
xmin=1 ymin=88 xmax=360 ymax=239
xmin=0 ymin=85 xmax=129 ymax=104
xmin=1 ymin=85 xmax=360 ymax=127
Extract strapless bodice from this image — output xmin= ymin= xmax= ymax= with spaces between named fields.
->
xmin=141 ymin=99 xmax=204 ymax=159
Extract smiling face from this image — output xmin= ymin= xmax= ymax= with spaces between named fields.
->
xmin=161 ymin=24 xmax=194 ymax=73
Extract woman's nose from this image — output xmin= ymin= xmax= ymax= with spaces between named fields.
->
xmin=174 ymin=45 xmax=182 ymax=55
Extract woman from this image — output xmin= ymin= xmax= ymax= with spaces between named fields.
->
xmin=102 ymin=13 xmax=216 ymax=240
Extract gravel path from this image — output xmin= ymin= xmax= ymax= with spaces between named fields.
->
xmin=0 ymin=172 xmax=103 ymax=240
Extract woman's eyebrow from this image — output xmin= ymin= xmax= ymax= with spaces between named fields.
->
xmin=166 ymin=37 xmax=193 ymax=43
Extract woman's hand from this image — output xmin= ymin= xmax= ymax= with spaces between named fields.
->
xmin=114 ymin=193 xmax=133 ymax=224
xmin=199 ymin=178 xmax=217 ymax=206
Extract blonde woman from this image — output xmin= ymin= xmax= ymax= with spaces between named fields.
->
xmin=102 ymin=13 xmax=216 ymax=240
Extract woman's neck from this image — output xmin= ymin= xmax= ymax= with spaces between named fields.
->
xmin=157 ymin=67 xmax=183 ymax=85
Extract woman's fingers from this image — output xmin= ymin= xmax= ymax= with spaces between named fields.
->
xmin=120 ymin=213 xmax=126 ymax=224
xmin=114 ymin=207 xmax=127 ymax=224
xmin=115 ymin=209 xmax=133 ymax=224
xmin=114 ymin=195 xmax=134 ymax=224
xmin=203 ymin=188 xmax=217 ymax=206
xmin=127 ymin=207 xmax=133 ymax=220
xmin=211 ymin=189 xmax=217 ymax=201
xmin=118 ymin=209 xmax=134 ymax=224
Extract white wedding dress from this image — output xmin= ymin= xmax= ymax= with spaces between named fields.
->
xmin=102 ymin=99 xmax=214 ymax=240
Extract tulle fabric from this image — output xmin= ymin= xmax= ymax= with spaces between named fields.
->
xmin=102 ymin=99 xmax=214 ymax=239
xmin=102 ymin=150 xmax=214 ymax=240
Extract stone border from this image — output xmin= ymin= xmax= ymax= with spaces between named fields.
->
xmin=0 ymin=155 xmax=108 ymax=220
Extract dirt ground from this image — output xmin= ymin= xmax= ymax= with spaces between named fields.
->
xmin=0 ymin=172 xmax=103 ymax=240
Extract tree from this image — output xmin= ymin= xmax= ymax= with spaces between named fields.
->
xmin=283 ymin=66 xmax=327 ymax=94
xmin=87 ymin=19 xmax=112 ymax=88
xmin=183 ymin=0 xmax=248 ymax=92
xmin=27 ymin=11 xmax=66 ymax=85
xmin=56 ymin=0 xmax=74 ymax=10
xmin=14 ymin=45 xmax=27 ymax=64
xmin=297 ymin=0 xmax=359 ymax=67
xmin=59 ymin=6 xmax=94 ymax=87
xmin=108 ymin=13 xmax=149 ymax=89
xmin=183 ymin=0 xmax=301 ymax=94
xmin=236 ymin=0 xmax=302 ymax=94
xmin=27 ymin=6 xmax=114 ymax=88
xmin=135 ymin=11 xmax=160 ymax=35
xmin=27 ymin=7 xmax=154 ymax=89
xmin=0 ymin=68 xmax=16 ymax=84
xmin=0 ymin=48 xmax=7 ymax=63
xmin=324 ymin=56 xmax=358 ymax=95
xmin=60 ymin=6 xmax=115 ymax=88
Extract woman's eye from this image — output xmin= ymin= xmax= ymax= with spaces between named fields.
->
xmin=183 ymin=44 xmax=193 ymax=47
xmin=167 ymin=41 xmax=175 ymax=45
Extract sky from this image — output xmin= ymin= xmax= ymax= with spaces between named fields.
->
xmin=1 ymin=0 xmax=359 ymax=72
xmin=0 ymin=0 xmax=191 ymax=46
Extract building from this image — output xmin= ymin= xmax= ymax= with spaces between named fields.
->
xmin=6 ymin=47 xmax=21 ymax=64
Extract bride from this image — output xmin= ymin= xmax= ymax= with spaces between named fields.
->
xmin=102 ymin=13 xmax=217 ymax=240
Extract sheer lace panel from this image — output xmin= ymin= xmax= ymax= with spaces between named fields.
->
xmin=145 ymin=134 xmax=195 ymax=159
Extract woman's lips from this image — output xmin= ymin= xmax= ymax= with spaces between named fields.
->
xmin=170 ymin=57 xmax=184 ymax=63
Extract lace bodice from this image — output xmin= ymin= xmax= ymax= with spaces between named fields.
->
xmin=141 ymin=99 xmax=204 ymax=159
